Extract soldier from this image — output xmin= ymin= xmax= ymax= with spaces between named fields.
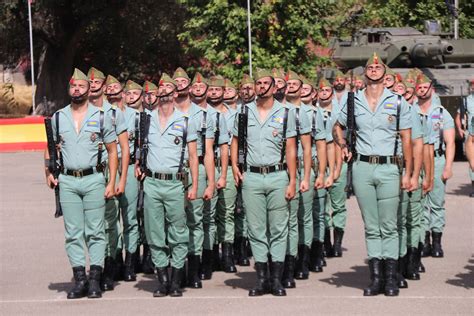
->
xmin=415 ymin=74 xmax=455 ymax=258
xmin=172 ymin=68 xmax=216 ymax=283
xmin=143 ymin=80 xmax=159 ymax=113
xmin=300 ymin=76 xmax=317 ymax=106
xmin=136 ymin=73 xmax=199 ymax=297
xmin=354 ymin=75 xmax=366 ymax=91
xmin=223 ymin=78 xmax=239 ymax=110
xmin=333 ymin=70 xmax=348 ymax=107
xmin=233 ymin=73 xmax=255 ymax=267
xmin=231 ymin=69 xmax=297 ymax=297
xmin=334 ymin=53 xmax=413 ymax=297
xmin=44 ymin=68 xmax=119 ymax=299
xmin=272 ymin=68 xmax=287 ymax=103
xmin=454 ymin=79 xmax=474 ymax=197
xmin=384 ymin=67 xmax=396 ymax=91
xmin=88 ymin=69 xmax=130 ymax=288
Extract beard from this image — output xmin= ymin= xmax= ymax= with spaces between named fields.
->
xmin=334 ymin=83 xmax=345 ymax=92
xmin=274 ymin=87 xmax=286 ymax=102
xmin=207 ymin=96 xmax=223 ymax=106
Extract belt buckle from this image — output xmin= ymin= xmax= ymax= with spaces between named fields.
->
xmin=73 ymin=170 xmax=83 ymax=177
xmin=369 ymin=156 xmax=379 ymax=164
xmin=157 ymin=173 xmax=166 ymax=180
xmin=261 ymin=166 xmax=269 ymax=174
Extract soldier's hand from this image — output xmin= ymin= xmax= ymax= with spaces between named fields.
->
xmin=299 ymin=179 xmax=309 ymax=192
xmin=216 ymin=176 xmax=227 ymax=190
xmin=187 ymin=187 xmax=197 ymax=201
xmin=409 ymin=176 xmax=419 ymax=192
xmin=232 ymin=166 xmax=244 ymax=186
xmin=441 ymin=167 xmax=452 ymax=182
xmin=342 ymin=147 xmax=352 ymax=162
xmin=116 ymin=180 xmax=126 ymax=196
xmin=324 ymin=175 xmax=333 ymax=188
xmin=45 ymin=173 xmax=58 ymax=189
xmin=202 ymin=185 xmax=214 ymax=201
xmin=422 ymin=178 xmax=431 ymax=195
xmin=314 ymin=175 xmax=324 ymax=190
xmin=401 ymin=174 xmax=410 ymax=190
xmin=285 ymin=182 xmax=296 ymax=201
xmin=104 ymin=183 xmax=115 ymax=199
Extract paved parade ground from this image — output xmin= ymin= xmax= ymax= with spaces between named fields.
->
xmin=0 ymin=152 xmax=472 ymax=315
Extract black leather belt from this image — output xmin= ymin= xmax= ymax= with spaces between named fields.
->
xmin=357 ymin=154 xmax=399 ymax=165
xmin=63 ymin=167 xmax=97 ymax=178
xmin=198 ymin=156 xmax=205 ymax=164
xmin=248 ymin=163 xmax=287 ymax=174
xmin=145 ymin=169 xmax=185 ymax=181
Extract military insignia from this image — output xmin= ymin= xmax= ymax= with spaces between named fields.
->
xmin=128 ymin=131 xmax=134 ymax=141
xmin=271 ymin=116 xmax=283 ymax=124
xmin=388 ymin=115 xmax=393 ymax=122
xmin=60 ymin=135 xmax=65 ymax=144
xmin=272 ymin=129 xmax=279 ymax=137
xmin=87 ymin=120 xmax=99 ymax=127
xmin=384 ymin=103 xmax=396 ymax=109
xmin=174 ymin=136 xmax=181 ymax=145
xmin=90 ymin=133 xmax=97 ymax=142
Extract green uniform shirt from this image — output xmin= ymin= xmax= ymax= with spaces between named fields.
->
xmin=304 ymin=104 xmax=326 ymax=159
xmin=286 ymin=102 xmax=311 ymax=159
xmin=146 ymin=108 xmax=198 ymax=173
xmin=232 ymin=100 xmax=296 ymax=167
xmin=101 ymin=100 xmax=127 ymax=160
xmin=208 ymin=105 xmax=230 ymax=158
xmin=52 ymin=103 xmax=117 ymax=170
xmin=185 ymin=103 xmax=215 ymax=158
xmin=121 ymin=106 xmax=140 ymax=157
xmin=337 ymin=88 xmax=412 ymax=156
xmin=457 ymin=94 xmax=474 ymax=132
xmin=221 ymin=104 xmax=237 ymax=145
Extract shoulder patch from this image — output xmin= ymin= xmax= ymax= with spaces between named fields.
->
xmin=172 ymin=123 xmax=184 ymax=131
xmin=87 ymin=120 xmax=99 ymax=127
xmin=271 ymin=116 xmax=284 ymax=124
xmin=383 ymin=102 xmax=396 ymax=109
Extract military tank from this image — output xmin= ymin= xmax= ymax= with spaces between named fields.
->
xmin=330 ymin=23 xmax=474 ymax=115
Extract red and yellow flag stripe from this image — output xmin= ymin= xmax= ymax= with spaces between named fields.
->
xmin=0 ymin=116 xmax=46 ymax=152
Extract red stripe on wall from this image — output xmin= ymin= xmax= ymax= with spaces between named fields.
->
xmin=0 ymin=116 xmax=45 ymax=125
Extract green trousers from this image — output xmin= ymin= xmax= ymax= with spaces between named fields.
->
xmin=353 ymin=160 xmax=400 ymax=260
xmin=235 ymin=190 xmax=248 ymax=238
xmin=144 ymin=177 xmax=188 ymax=269
xmin=398 ymin=190 xmax=408 ymax=257
xmin=425 ymin=155 xmax=447 ymax=233
xmin=325 ymin=163 xmax=348 ymax=230
xmin=117 ymin=166 xmax=139 ymax=253
xmin=59 ymin=172 xmax=106 ymax=268
xmin=104 ymin=197 xmax=119 ymax=257
xmin=203 ymin=167 xmax=219 ymax=250
xmin=186 ymin=163 xmax=206 ymax=255
xmin=287 ymin=174 xmax=299 ymax=256
xmin=242 ymin=171 xmax=289 ymax=263
xmin=216 ymin=166 xmax=237 ymax=243
xmin=312 ymin=186 xmax=326 ymax=242
xmin=405 ymin=179 xmax=424 ymax=248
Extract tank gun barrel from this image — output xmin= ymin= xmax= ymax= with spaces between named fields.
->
xmin=411 ymin=42 xmax=454 ymax=59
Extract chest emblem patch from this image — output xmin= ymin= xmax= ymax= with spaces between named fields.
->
xmin=174 ymin=136 xmax=181 ymax=145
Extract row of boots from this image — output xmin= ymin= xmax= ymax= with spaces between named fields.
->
xmin=68 ymin=266 xmax=103 ymax=299
xmin=422 ymin=231 xmax=444 ymax=258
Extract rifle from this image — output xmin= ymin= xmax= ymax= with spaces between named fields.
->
xmin=137 ymin=112 xmax=150 ymax=227
xmin=235 ymin=106 xmax=248 ymax=214
xmin=44 ymin=117 xmax=63 ymax=218
xmin=460 ymin=87 xmax=467 ymax=132
xmin=344 ymin=71 xmax=356 ymax=198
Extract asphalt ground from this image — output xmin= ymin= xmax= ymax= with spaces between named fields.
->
xmin=0 ymin=152 xmax=473 ymax=315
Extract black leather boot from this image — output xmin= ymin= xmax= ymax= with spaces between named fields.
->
xmin=114 ymin=250 xmax=124 ymax=281
xmin=123 ymin=251 xmax=137 ymax=281
xmin=199 ymin=249 xmax=213 ymax=280
xmin=249 ymin=262 xmax=270 ymax=296
xmin=153 ymin=268 xmax=169 ymax=297
xmin=295 ymin=245 xmax=310 ymax=279
xmin=271 ymin=262 xmax=287 ymax=296
xmin=134 ymin=249 xmax=142 ymax=273
xmin=235 ymin=237 xmax=250 ymax=266
xmin=141 ymin=244 xmax=155 ymax=274
xmin=101 ymin=256 xmax=115 ymax=291
xmin=222 ymin=243 xmax=237 ymax=273
xmin=169 ymin=267 xmax=184 ymax=297
xmin=333 ymin=227 xmax=344 ymax=257
xmin=421 ymin=231 xmax=431 ymax=257
xmin=431 ymin=232 xmax=444 ymax=258
xmin=212 ymin=244 xmax=221 ymax=271
xmin=323 ymin=229 xmax=333 ymax=257
xmin=405 ymin=247 xmax=420 ymax=280
xmin=384 ymin=259 xmax=399 ymax=296
xmin=309 ymin=240 xmax=324 ymax=272
xmin=397 ymin=256 xmax=408 ymax=288
xmin=281 ymin=255 xmax=296 ymax=288
xmin=186 ymin=255 xmax=202 ymax=288
xmin=417 ymin=243 xmax=426 ymax=273
xmin=67 ymin=266 xmax=88 ymax=299
xmin=363 ymin=258 xmax=384 ymax=296
xmin=88 ymin=265 xmax=102 ymax=298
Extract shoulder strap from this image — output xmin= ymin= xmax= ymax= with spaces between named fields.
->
xmin=112 ymin=108 xmax=116 ymax=127
xmin=280 ymin=107 xmax=289 ymax=164
xmin=214 ymin=112 xmax=220 ymax=154
xmin=55 ymin=112 xmax=64 ymax=168
xmin=312 ymin=108 xmax=317 ymax=136
xmin=393 ymin=95 xmax=402 ymax=157
xmin=295 ymin=107 xmax=300 ymax=153
xmin=133 ymin=111 xmax=140 ymax=160
xmin=178 ymin=116 xmax=189 ymax=173
xmin=97 ymin=110 xmax=105 ymax=169
xmin=438 ymin=108 xmax=444 ymax=154
xmin=201 ymin=111 xmax=207 ymax=158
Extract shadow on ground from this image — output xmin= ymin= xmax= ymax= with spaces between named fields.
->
xmin=319 ymin=265 xmax=367 ymax=290
xmin=224 ymin=271 xmax=256 ymax=291
xmin=446 ymin=256 xmax=474 ymax=289
xmin=48 ymin=280 xmax=73 ymax=294
xmin=447 ymin=182 xmax=473 ymax=197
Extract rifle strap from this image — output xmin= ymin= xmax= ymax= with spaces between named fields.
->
xmin=201 ymin=111 xmax=207 ymax=158
xmin=133 ymin=111 xmax=140 ymax=160
xmin=55 ymin=112 xmax=64 ymax=168
xmin=312 ymin=108 xmax=317 ymax=136
xmin=295 ymin=107 xmax=300 ymax=151
xmin=178 ymin=116 xmax=189 ymax=173
xmin=112 ymin=108 xmax=116 ymax=127
xmin=97 ymin=110 xmax=105 ymax=170
xmin=214 ymin=112 xmax=220 ymax=154
xmin=438 ymin=108 xmax=444 ymax=155
xmin=393 ymin=95 xmax=402 ymax=157
xmin=280 ymin=107 xmax=289 ymax=164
